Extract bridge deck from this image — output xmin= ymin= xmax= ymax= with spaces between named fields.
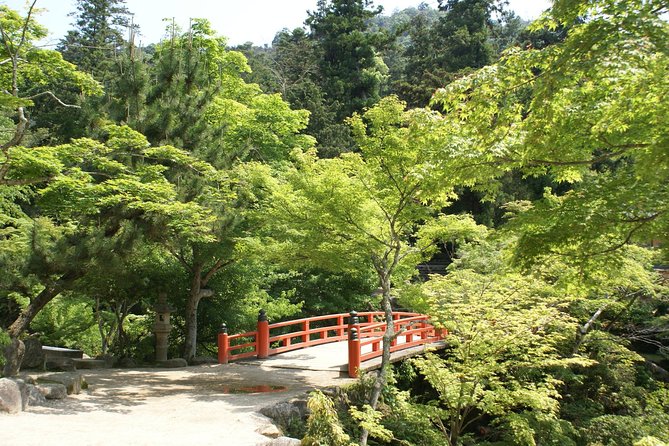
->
xmin=239 ymin=338 xmax=446 ymax=373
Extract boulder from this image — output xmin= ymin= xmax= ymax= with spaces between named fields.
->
xmin=0 ymin=378 xmax=22 ymax=414
xmin=27 ymin=384 xmax=48 ymax=406
xmin=9 ymin=379 xmax=29 ymax=410
xmin=260 ymin=398 xmax=309 ymax=432
xmin=157 ymin=358 xmax=188 ymax=368
xmin=36 ymin=383 xmax=67 ymax=400
xmin=37 ymin=372 xmax=86 ymax=395
xmin=22 ymin=337 xmax=45 ymax=369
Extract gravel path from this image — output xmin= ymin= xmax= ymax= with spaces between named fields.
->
xmin=0 ymin=363 xmax=354 ymax=446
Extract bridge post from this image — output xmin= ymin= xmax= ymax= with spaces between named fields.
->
xmin=348 ymin=311 xmax=361 ymax=378
xmin=302 ymin=320 xmax=309 ymax=344
xmin=257 ymin=309 xmax=270 ymax=359
xmin=218 ymin=323 xmax=229 ymax=364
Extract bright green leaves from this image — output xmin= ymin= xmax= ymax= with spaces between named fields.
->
xmin=104 ymin=125 xmax=149 ymax=153
xmin=268 ymin=95 xmax=491 ymax=283
xmin=0 ymin=6 xmax=46 ymax=44
xmin=204 ymin=93 xmax=313 ymax=162
xmin=507 ymin=171 xmax=669 ymax=276
xmin=433 ymin=0 xmax=669 ymax=181
xmin=429 ymin=0 xmax=669 ymax=272
xmin=27 ymin=125 xmax=229 ymax=244
xmin=302 ymin=390 xmax=354 ymax=446
xmin=415 ymin=269 xmax=581 ymax=444
xmin=1 ymin=145 xmax=64 ymax=184
xmin=0 ymin=6 xmax=102 ymax=101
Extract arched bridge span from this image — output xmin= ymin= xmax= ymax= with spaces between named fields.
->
xmin=217 ymin=310 xmax=446 ymax=377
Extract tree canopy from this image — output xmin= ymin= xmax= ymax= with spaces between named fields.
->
xmin=1 ymin=1 xmax=668 ymax=443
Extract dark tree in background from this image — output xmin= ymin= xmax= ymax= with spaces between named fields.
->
xmin=306 ymin=0 xmax=388 ymax=121
xmin=58 ymin=0 xmax=132 ymax=83
xmin=398 ymin=0 xmax=515 ymax=106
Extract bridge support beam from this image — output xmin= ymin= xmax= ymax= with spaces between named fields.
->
xmin=257 ymin=309 xmax=270 ymax=359
xmin=217 ymin=323 xmax=229 ymax=364
xmin=348 ymin=311 xmax=361 ymax=378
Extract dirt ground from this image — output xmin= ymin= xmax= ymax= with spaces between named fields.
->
xmin=0 ymin=363 xmax=354 ymax=446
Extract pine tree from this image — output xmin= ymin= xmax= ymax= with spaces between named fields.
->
xmin=58 ymin=0 xmax=132 ymax=84
xmin=398 ymin=0 xmax=509 ymax=106
xmin=307 ymin=0 xmax=388 ymax=121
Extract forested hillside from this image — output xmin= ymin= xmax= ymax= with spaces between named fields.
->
xmin=1 ymin=0 xmax=668 ymax=444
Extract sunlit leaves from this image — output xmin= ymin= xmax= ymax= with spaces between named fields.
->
xmin=414 ymin=268 xmax=582 ymax=444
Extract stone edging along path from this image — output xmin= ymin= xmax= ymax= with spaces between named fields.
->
xmin=0 ymin=363 xmax=354 ymax=446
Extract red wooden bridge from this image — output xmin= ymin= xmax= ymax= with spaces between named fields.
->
xmin=217 ymin=310 xmax=446 ymax=377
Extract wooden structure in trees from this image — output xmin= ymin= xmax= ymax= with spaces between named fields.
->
xmin=218 ymin=310 xmax=445 ymax=377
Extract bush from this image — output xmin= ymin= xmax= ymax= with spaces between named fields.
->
xmin=0 ymin=328 xmax=10 ymax=369
xmin=302 ymin=390 xmax=353 ymax=446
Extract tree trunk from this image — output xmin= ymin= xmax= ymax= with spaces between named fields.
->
xmin=181 ymin=257 xmax=227 ymax=363
xmin=2 ymin=338 xmax=25 ymax=377
xmin=3 ymin=270 xmax=82 ymax=376
xmin=8 ymin=271 xmax=82 ymax=338
xmin=182 ymin=264 xmax=217 ymax=362
xmin=360 ymin=271 xmax=395 ymax=446
xmin=572 ymin=303 xmax=607 ymax=355
xmin=183 ymin=274 xmax=202 ymax=362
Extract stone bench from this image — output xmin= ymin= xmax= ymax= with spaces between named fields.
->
xmin=41 ymin=346 xmax=83 ymax=371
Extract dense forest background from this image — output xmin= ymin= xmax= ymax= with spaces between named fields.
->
xmin=1 ymin=0 xmax=668 ymax=444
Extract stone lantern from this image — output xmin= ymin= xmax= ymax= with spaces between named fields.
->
xmin=153 ymin=293 xmax=174 ymax=362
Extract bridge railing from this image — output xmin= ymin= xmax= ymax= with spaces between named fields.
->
xmin=217 ymin=310 xmax=445 ymax=377
xmin=347 ymin=312 xmax=445 ymax=377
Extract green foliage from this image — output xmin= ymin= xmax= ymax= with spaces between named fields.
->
xmin=0 ymin=328 xmax=9 ymax=367
xmin=395 ymin=0 xmax=517 ymax=106
xmin=263 ymin=268 xmax=377 ymax=316
xmin=306 ymin=0 xmax=389 ymax=121
xmin=139 ymin=19 xmax=313 ymax=168
xmin=414 ymin=266 xmax=582 ymax=445
xmin=431 ymin=0 xmax=669 ymax=265
xmin=0 ymin=4 xmax=102 ymax=148
xmin=581 ymin=411 xmax=669 ymax=446
xmin=30 ymin=294 xmax=100 ymax=355
xmin=58 ymin=0 xmax=132 ymax=82
xmin=349 ymin=404 xmax=393 ymax=443
xmin=302 ymin=390 xmax=354 ymax=446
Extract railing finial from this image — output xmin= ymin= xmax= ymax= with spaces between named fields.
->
xmin=349 ymin=310 xmax=359 ymax=325
xmin=258 ymin=309 xmax=268 ymax=322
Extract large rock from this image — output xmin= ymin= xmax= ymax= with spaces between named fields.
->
xmin=0 ymin=378 xmax=22 ymax=414
xmin=10 ymin=379 xmax=29 ymax=410
xmin=2 ymin=338 xmax=25 ymax=377
xmin=22 ymin=337 xmax=44 ymax=369
xmin=260 ymin=398 xmax=309 ymax=432
xmin=36 ymin=383 xmax=67 ymax=400
xmin=27 ymin=384 xmax=48 ymax=406
xmin=37 ymin=372 xmax=86 ymax=395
